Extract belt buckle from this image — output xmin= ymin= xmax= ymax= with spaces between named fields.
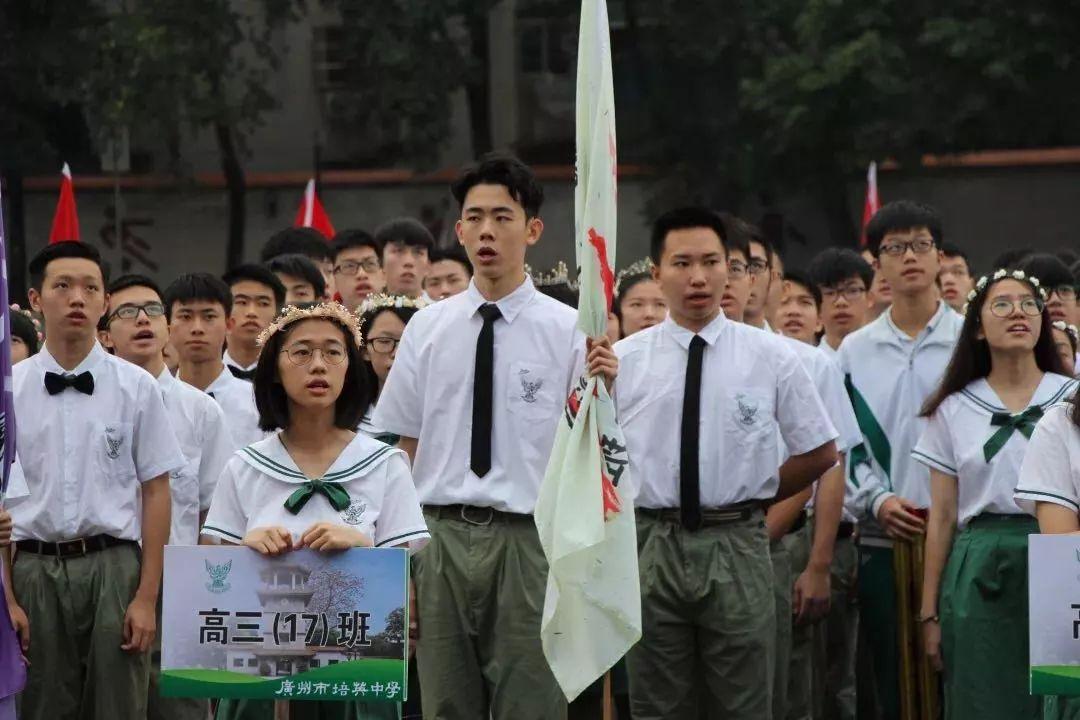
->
xmin=62 ymin=538 xmax=89 ymax=557
xmin=460 ymin=505 xmax=494 ymax=526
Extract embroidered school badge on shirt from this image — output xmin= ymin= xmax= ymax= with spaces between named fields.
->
xmin=341 ymin=500 xmax=367 ymax=526
xmin=519 ymin=369 xmax=544 ymax=404
xmin=104 ymin=426 xmax=124 ymax=459
xmin=205 ymin=558 xmax=232 ymax=594
xmin=734 ymin=394 xmax=759 ymax=428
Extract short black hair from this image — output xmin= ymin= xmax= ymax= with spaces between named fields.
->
xmin=451 ymin=153 xmax=544 ymax=219
xmin=28 ymin=242 xmax=106 ymax=290
xmin=650 ymin=207 xmax=728 ymax=265
xmin=745 ymin=223 xmax=773 ymax=267
xmin=783 ymin=270 xmax=822 ymax=308
xmin=163 ymin=273 xmax=233 ymax=321
xmin=808 ymin=248 xmax=873 ymax=290
xmin=374 ymin=218 xmax=435 ymax=255
xmin=940 ymin=243 xmax=969 ymax=266
xmin=990 ymin=248 xmax=1033 ymax=271
xmin=428 ymin=245 xmax=473 ymax=276
xmin=1057 ymin=248 xmax=1080 ymax=268
xmin=10 ymin=311 xmax=40 ymax=356
xmin=717 ymin=213 xmax=752 ymax=263
xmin=260 ymin=227 xmax=333 ymax=263
xmin=331 ymin=229 xmax=382 ymax=265
xmin=266 ymin=254 xmax=327 ymax=298
xmin=1019 ymin=253 xmax=1075 ymax=292
xmin=108 ymin=273 xmax=162 ymax=299
xmin=253 ymin=316 xmax=371 ymax=432
xmin=864 ymin=200 xmax=943 ymax=257
xmin=222 ymin=264 xmax=287 ymax=308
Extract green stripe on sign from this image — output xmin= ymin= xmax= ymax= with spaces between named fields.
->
xmin=845 ymin=375 xmax=892 ymax=489
xmin=1031 ymin=666 xmax=1080 ymax=695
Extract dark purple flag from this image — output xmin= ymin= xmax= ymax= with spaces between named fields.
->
xmin=0 ymin=181 xmax=27 ymax=699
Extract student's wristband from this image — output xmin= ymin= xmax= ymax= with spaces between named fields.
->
xmin=918 ymin=613 xmax=939 ymax=624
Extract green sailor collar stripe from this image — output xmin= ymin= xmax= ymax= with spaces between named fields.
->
xmin=238 ymin=443 xmax=396 ymax=485
xmin=983 ymin=407 xmax=1043 ymax=463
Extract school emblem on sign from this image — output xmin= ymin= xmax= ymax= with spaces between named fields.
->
xmin=341 ymin=500 xmax=367 ymax=526
xmin=734 ymin=394 xmax=759 ymax=428
xmin=205 ymin=559 xmax=233 ymax=594
xmin=104 ymin=426 xmax=124 ymax=459
xmin=519 ymin=369 xmax=544 ymax=404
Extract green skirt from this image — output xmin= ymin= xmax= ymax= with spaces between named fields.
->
xmin=939 ymin=513 xmax=1040 ymax=720
xmin=215 ymin=698 xmax=400 ymax=720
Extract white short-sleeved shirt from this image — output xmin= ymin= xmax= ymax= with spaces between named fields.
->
xmin=223 ymin=349 xmax=257 ymax=376
xmin=4 ymin=458 xmax=28 ymax=501
xmin=614 ymin=314 xmax=838 ymax=508
xmin=8 ymin=342 xmax=185 ymax=542
xmin=914 ymin=375 xmax=1076 ymax=527
xmin=358 ymin=405 xmax=397 ymax=444
xmin=373 ymin=277 xmax=585 ymax=514
xmin=158 ymin=368 xmax=235 ymax=545
xmin=817 ymin=337 xmax=839 ymax=361
xmin=198 ymin=366 xmax=267 ymax=448
xmin=202 ymin=433 xmax=428 ymax=552
xmin=1015 ymin=401 xmax=1080 ymax=515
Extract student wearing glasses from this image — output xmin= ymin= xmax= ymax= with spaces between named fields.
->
xmin=355 ymin=294 xmax=428 ymax=445
xmin=807 ymin=248 xmax=875 ymax=359
xmin=330 ymin=229 xmax=386 ymax=312
xmin=1018 ymin=253 xmax=1079 ymax=328
xmin=917 ymin=270 xmax=1071 ymax=720
xmin=837 ymin=201 xmax=964 ymax=719
xmin=99 ymin=274 xmax=233 ymax=720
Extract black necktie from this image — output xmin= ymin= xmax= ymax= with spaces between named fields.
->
xmin=471 ymin=303 xmax=502 ymax=477
xmin=228 ymin=364 xmax=256 ymax=381
xmin=680 ymin=335 xmax=706 ymax=530
xmin=44 ymin=371 xmax=95 ymax=396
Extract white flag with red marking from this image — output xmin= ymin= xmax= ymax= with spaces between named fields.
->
xmin=534 ymin=0 xmax=641 ymax=701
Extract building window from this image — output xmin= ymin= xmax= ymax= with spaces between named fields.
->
xmin=328 ymin=659 xmax=339 ymax=665
xmin=247 ymin=658 xmax=257 ymax=668
xmin=233 ymin=658 xmax=244 ymax=668
xmin=311 ymin=659 xmax=320 ymax=668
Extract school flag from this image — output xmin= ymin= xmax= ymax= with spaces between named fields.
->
xmin=294 ymin=178 xmax=336 ymax=239
xmin=0 ymin=180 xmax=27 ymax=701
xmin=859 ymin=161 xmax=880 ymax=247
xmin=48 ymin=163 xmax=80 ymax=244
xmin=534 ymin=0 xmax=641 ymax=701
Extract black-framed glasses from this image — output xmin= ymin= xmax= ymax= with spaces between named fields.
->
xmin=820 ymin=285 xmax=867 ymax=304
xmin=367 ymin=337 xmax=400 ymax=354
xmin=747 ymin=258 xmax=770 ymax=275
xmin=109 ymin=301 xmax=165 ymax=322
xmin=727 ymin=260 xmax=748 ymax=279
xmin=333 ymin=259 xmax=381 ymax=277
xmin=281 ymin=344 xmax=348 ymax=365
xmin=1049 ymin=285 xmax=1078 ymax=301
xmin=879 ymin=238 xmax=936 ymax=256
xmin=988 ymin=297 xmax=1043 ymax=318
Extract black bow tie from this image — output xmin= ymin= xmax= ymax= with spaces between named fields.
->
xmin=227 ymin=365 xmax=256 ymax=381
xmin=44 ymin=371 xmax=95 ymax=396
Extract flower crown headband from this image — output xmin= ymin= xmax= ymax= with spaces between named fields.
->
xmin=356 ymin=293 xmax=430 ymax=317
xmin=256 ymin=302 xmax=364 ymax=348
xmin=1053 ymin=320 xmax=1080 ymax=344
xmin=615 ymin=257 xmax=655 ymax=296
xmin=962 ymin=268 xmax=1047 ymax=315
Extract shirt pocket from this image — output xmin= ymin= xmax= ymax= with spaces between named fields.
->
xmin=94 ymin=421 xmax=137 ymax=481
xmin=170 ymin=459 xmax=202 ymax=516
xmin=721 ymin=389 xmax=775 ymax=441
xmin=507 ymin=360 xmax=558 ymax=423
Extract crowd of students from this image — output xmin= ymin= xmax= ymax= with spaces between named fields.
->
xmin=2 ymin=152 xmax=1080 ymax=720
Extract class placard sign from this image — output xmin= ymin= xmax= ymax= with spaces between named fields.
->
xmin=161 ymin=546 xmax=408 ymax=703
xmin=1030 ymin=534 xmax=1080 ymax=695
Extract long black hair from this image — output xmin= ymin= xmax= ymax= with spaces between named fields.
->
xmin=358 ymin=305 xmax=421 ymax=405
xmin=921 ymin=270 xmax=1065 ymax=417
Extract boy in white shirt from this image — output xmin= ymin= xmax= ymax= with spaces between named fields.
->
xmin=615 ymin=207 xmax=838 ymax=719
xmin=221 ymin=264 xmax=285 ymax=379
xmin=164 ymin=273 xmax=265 ymax=448
xmin=101 ymin=273 xmax=234 ymax=719
xmin=838 ymin=200 xmax=963 ymax=718
xmin=807 ymin=248 xmax=874 ymax=359
xmin=374 ymin=154 xmax=617 ymax=720
xmin=6 ymin=241 xmax=184 ymax=720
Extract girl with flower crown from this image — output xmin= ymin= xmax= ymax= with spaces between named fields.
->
xmin=916 ymin=270 xmax=1072 ymax=719
xmin=202 ymin=302 xmax=428 ymax=720
xmin=355 ymin=295 xmax=428 ymax=445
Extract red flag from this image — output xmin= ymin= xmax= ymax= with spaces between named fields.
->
xmin=293 ymin=179 xmax=335 ymax=239
xmin=859 ymin=161 xmax=880 ymax=247
xmin=48 ymin=163 xmax=80 ymax=244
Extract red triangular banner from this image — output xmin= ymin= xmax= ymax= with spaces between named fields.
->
xmin=49 ymin=163 xmax=81 ymax=244
xmin=859 ymin=161 xmax=880 ymax=247
xmin=293 ymin=179 xmax=335 ymax=239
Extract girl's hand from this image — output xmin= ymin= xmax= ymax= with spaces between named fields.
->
xmin=242 ymin=527 xmax=293 ymax=555
xmin=299 ymin=523 xmax=373 ymax=552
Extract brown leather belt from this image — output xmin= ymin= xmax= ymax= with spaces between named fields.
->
xmin=15 ymin=534 xmax=136 ymax=559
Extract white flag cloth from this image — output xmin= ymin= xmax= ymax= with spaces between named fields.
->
xmin=534 ymin=0 xmax=641 ymax=702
